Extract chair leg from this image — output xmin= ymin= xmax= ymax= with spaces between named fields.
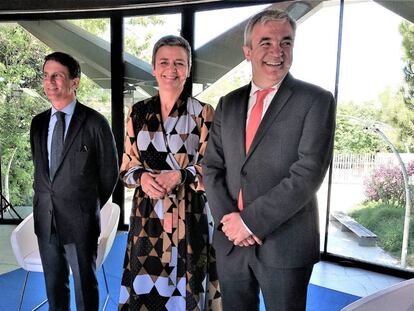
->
xmin=18 ymin=271 xmax=30 ymax=311
xmin=102 ymin=265 xmax=110 ymax=311
xmin=32 ymin=298 xmax=48 ymax=311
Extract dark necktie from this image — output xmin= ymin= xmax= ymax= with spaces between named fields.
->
xmin=50 ymin=111 xmax=65 ymax=180
xmin=238 ymin=88 xmax=273 ymax=211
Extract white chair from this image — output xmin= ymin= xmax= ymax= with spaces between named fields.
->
xmin=10 ymin=201 xmax=120 ymax=311
xmin=341 ymin=278 xmax=414 ymax=311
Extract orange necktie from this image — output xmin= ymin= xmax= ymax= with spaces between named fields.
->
xmin=238 ymin=88 xmax=273 ymax=211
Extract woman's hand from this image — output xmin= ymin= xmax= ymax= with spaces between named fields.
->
xmin=154 ymin=170 xmax=182 ymax=194
xmin=141 ymin=172 xmax=167 ymax=199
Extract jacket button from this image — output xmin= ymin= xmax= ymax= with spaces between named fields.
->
xmin=48 ymin=210 xmax=52 ymax=215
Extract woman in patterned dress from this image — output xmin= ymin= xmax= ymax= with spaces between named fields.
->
xmin=119 ymin=35 xmax=222 ymax=310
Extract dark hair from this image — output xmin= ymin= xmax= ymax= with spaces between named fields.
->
xmin=43 ymin=52 xmax=81 ymax=79
xmin=244 ymin=9 xmax=296 ymax=47
xmin=152 ymin=35 xmax=192 ymax=70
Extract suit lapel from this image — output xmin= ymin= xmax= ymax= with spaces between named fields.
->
xmin=244 ymin=74 xmax=294 ymax=162
xmin=57 ymin=102 xmax=86 ymax=172
xmin=40 ymin=109 xmax=52 ymax=179
xmin=235 ymin=84 xmax=251 ymax=157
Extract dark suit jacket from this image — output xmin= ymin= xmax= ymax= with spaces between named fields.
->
xmin=30 ymin=101 xmax=119 ymax=244
xmin=203 ymin=73 xmax=336 ymax=268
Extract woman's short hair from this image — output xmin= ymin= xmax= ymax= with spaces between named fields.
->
xmin=152 ymin=35 xmax=192 ymax=70
xmin=43 ymin=51 xmax=81 ymax=79
xmin=244 ymin=9 xmax=296 ymax=47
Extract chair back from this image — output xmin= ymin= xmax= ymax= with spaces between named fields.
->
xmin=10 ymin=201 xmax=120 ymax=273
xmin=341 ymin=278 xmax=414 ymax=310
xmin=10 ymin=213 xmax=43 ymax=272
xmin=96 ymin=202 xmax=120 ymax=271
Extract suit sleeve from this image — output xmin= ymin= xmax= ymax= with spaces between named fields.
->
xmin=96 ymin=116 xmax=119 ymax=208
xmin=203 ymin=97 xmax=239 ymax=227
xmin=241 ymin=90 xmax=336 ymax=239
xmin=185 ymin=102 xmax=215 ymax=192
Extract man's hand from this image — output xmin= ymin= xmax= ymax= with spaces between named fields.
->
xmin=221 ymin=212 xmax=252 ymax=245
xmin=237 ymin=234 xmax=263 ymax=247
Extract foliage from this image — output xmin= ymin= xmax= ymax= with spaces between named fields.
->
xmin=196 ymin=63 xmax=251 ymax=107
xmin=124 ymin=16 xmax=165 ymax=63
xmin=350 ymin=201 xmax=414 ymax=265
xmin=363 ymin=162 xmax=414 ymax=208
xmin=0 ymin=23 xmax=50 ymax=205
xmin=70 ymin=17 xmax=165 ymax=115
xmin=379 ymin=87 xmax=414 ymax=152
xmin=71 ymin=17 xmax=166 ymax=64
xmin=70 ymin=19 xmax=108 ymax=35
xmin=0 ymin=24 xmax=49 ymax=94
xmin=400 ymin=21 xmax=414 ymax=109
xmin=335 ymin=101 xmax=386 ymax=153
xmin=0 ymin=18 xmax=166 ymax=205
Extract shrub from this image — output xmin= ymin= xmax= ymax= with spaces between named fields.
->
xmin=364 ymin=161 xmax=414 ymax=208
xmin=351 ymin=201 xmax=414 ymax=266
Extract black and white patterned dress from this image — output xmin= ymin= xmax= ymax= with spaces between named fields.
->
xmin=119 ymin=93 xmax=222 ymax=310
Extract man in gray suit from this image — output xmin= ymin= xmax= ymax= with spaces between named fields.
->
xmin=203 ymin=9 xmax=335 ymax=311
xmin=30 ymin=52 xmax=118 ymax=310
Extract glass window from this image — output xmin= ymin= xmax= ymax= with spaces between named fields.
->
xmin=0 ymin=18 xmax=111 ymax=222
xmin=194 ymin=1 xmax=339 ymax=249
xmin=328 ymin=0 xmax=414 ymax=271
xmin=122 ymin=14 xmax=181 ymax=224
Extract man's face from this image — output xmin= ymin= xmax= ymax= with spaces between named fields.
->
xmin=243 ymin=20 xmax=294 ymax=88
xmin=43 ymin=60 xmax=79 ymax=109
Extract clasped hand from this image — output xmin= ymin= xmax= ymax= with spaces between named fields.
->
xmin=141 ymin=171 xmax=181 ymax=199
xmin=221 ymin=212 xmax=263 ymax=247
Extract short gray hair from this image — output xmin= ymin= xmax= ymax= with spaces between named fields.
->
xmin=244 ymin=9 xmax=296 ymax=47
xmin=151 ymin=35 xmax=192 ymax=70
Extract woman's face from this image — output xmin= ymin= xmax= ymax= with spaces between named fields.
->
xmin=152 ymin=45 xmax=189 ymax=92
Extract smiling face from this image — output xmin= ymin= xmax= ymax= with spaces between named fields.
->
xmin=152 ymin=45 xmax=189 ymax=93
xmin=43 ymin=60 xmax=79 ymax=110
xmin=243 ymin=19 xmax=294 ymax=88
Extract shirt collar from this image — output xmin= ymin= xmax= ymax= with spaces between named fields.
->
xmin=51 ymin=99 xmax=77 ymax=116
xmin=250 ymin=78 xmax=285 ymax=97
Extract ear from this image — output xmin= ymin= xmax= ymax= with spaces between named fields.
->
xmin=72 ymin=77 xmax=80 ymax=90
xmin=152 ymin=64 xmax=156 ymax=77
xmin=243 ymin=45 xmax=252 ymax=62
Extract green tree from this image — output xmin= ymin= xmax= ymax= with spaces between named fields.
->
xmin=0 ymin=17 xmax=166 ymax=205
xmin=379 ymin=87 xmax=414 ymax=152
xmin=70 ymin=17 xmax=165 ymax=117
xmin=335 ymin=101 xmax=386 ymax=153
xmin=0 ymin=23 xmax=50 ymax=205
xmin=400 ymin=21 xmax=414 ymax=109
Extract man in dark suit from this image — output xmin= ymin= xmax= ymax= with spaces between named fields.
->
xmin=30 ymin=52 xmax=118 ymax=310
xmin=203 ymin=9 xmax=336 ymax=311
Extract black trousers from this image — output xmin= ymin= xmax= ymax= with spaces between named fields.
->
xmin=37 ymin=232 xmax=99 ymax=311
xmin=216 ymin=246 xmax=313 ymax=311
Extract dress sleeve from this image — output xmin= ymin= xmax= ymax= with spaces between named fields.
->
xmin=188 ymin=102 xmax=215 ymax=192
xmin=120 ymin=106 xmax=147 ymax=188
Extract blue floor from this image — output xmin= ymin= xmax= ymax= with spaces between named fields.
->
xmin=0 ymin=232 xmax=360 ymax=310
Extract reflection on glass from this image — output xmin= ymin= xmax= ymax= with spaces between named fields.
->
xmin=328 ymin=0 xmax=414 ymax=271
xmin=194 ymin=3 xmax=339 ymax=250
xmin=123 ymin=14 xmax=181 ymax=224
xmin=0 ymin=18 xmax=112 ymax=219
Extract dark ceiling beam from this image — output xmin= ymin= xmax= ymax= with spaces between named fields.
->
xmin=0 ymin=1 xmax=220 ymax=14
xmin=19 ymin=20 xmax=154 ymax=90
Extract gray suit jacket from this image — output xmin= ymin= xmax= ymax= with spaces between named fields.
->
xmin=203 ymin=73 xmax=336 ymax=268
xmin=30 ymin=102 xmax=119 ymax=245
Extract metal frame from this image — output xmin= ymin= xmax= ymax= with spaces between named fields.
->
xmin=1 ymin=0 xmax=414 ymax=280
xmin=18 ymin=265 xmax=111 ymax=310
